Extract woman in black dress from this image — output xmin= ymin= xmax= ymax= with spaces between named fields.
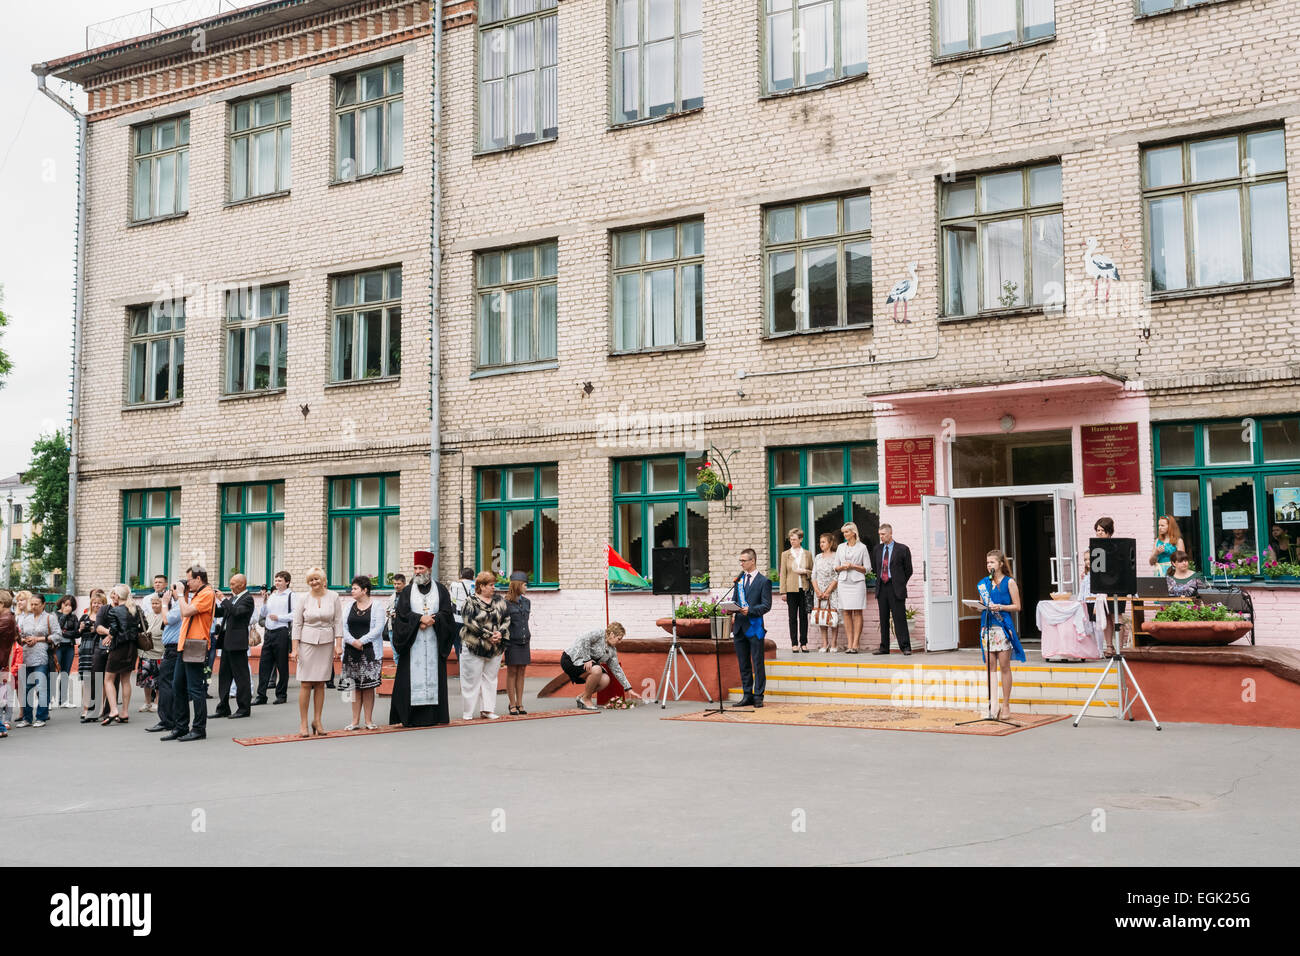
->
xmin=77 ymin=590 xmax=106 ymax=723
xmin=98 ymin=585 xmax=142 ymax=725
xmin=503 ymin=571 xmax=532 ymax=716
xmin=341 ymin=575 xmax=385 ymax=731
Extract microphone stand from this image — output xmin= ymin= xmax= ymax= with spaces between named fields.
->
xmin=956 ymin=599 xmax=1020 ymax=728
xmin=712 ymin=577 xmax=741 ymax=716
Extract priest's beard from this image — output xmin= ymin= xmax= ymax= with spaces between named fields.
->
xmin=414 ymin=573 xmax=432 ymax=589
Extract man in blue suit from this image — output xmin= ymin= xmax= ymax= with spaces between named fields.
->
xmin=731 ymin=548 xmax=772 ymax=708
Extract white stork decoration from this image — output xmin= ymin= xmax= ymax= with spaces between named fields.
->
xmin=1084 ymin=237 xmax=1120 ymax=301
xmin=886 ymin=262 xmax=919 ymax=323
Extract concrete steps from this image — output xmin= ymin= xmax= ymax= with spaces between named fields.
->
xmin=729 ymin=657 xmax=1121 ymax=716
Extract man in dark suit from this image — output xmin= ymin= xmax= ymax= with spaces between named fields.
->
xmin=731 ymin=548 xmax=772 ymax=708
xmin=212 ymin=574 xmax=254 ymax=718
xmin=871 ymin=524 xmax=913 ymax=655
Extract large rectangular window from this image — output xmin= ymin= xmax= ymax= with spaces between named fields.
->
xmin=331 ymin=267 xmax=402 ymax=382
xmin=328 ymin=475 xmax=400 ymax=588
xmin=766 ymin=194 xmax=872 ymax=334
xmin=476 ymin=464 xmax=559 ymax=585
xmin=1138 ymin=0 xmax=1221 ymax=14
xmin=941 ymin=163 xmax=1063 ymax=316
xmin=764 ymin=0 xmax=868 ymax=94
xmin=225 ymin=284 xmax=288 ymax=394
xmin=479 ymin=0 xmax=558 ymax=151
xmin=122 ymin=488 xmax=182 ymax=590
xmin=1143 ymin=129 xmax=1291 ymax=293
xmin=230 ymin=90 xmax=291 ymax=201
xmin=936 ymin=0 xmax=1055 ymax=58
xmin=220 ymin=482 xmax=285 ymax=589
xmin=612 ymin=0 xmax=703 ymax=123
xmin=334 ymin=61 xmax=403 ymax=181
xmin=1154 ymin=417 xmax=1300 ymax=574
xmin=476 ymin=242 xmax=558 ymax=368
xmin=612 ymin=220 xmax=704 ymax=352
xmin=612 ymin=455 xmax=709 ymax=588
xmin=132 ymin=116 xmax=189 ymax=221
xmin=127 ymin=300 xmax=185 ymax=405
xmin=769 ymin=444 xmax=879 ymax=568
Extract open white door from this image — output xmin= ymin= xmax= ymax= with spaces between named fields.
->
xmin=1052 ymin=486 xmax=1078 ymax=594
xmin=921 ymin=495 xmax=958 ymax=651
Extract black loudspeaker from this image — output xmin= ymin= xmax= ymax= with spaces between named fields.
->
xmin=652 ymin=547 xmax=691 ymax=595
xmin=1089 ymin=537 xmax=1137 ymax=596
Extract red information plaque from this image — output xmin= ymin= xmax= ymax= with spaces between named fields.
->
xmin=1081 ymin=423 xmax=1141 ymax=496
xmin=884 ymin=438 xmax=935 ymax=505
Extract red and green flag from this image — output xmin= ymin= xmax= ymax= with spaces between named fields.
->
xmin=606 ymin=544 xmax=649 ymax=589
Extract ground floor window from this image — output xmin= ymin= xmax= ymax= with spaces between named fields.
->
xmin=122 ymin=488 xmax=181 ymax=589
xmin=220 ymin=481 xmax=285 ymax=588
xmin=328 ymin=474 xmax=400 ymax=588
xmin=476 ymin=464 xmax=559 ymax=585
xmin=612 ymin=454 xmax=708 ymax=587
xmin=1154 ymin=417 xmax=1300 ymax=572
xmin=769 ymin=443 xmax=879 ymax=568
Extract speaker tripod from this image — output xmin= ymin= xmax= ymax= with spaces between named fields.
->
xmin=657 ymin=598 xmax=711 ymax=709
xmin=1073 ymin=595 xmax=1161 ymax=730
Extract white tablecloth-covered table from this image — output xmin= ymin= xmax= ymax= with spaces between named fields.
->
xmin=1036 ymin=599 xmax=1103 ymax=660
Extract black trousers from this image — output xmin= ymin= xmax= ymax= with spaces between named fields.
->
xmin=732 ymin=631 xmax=766 ymax=699
xmin=256 ymin=628 xmax=290 ymax=701
xmin=155 ymin=647 xmax=178 ymax=730
xmin=877 ymin=587 xmax=911 ymax=652
xmin=172 ymin=657 xmax=207 ymax=735
xmin=785 ymin=591 xmax=808 ymax=647
xmin=216 ymin=648 xmax=251 ymax=716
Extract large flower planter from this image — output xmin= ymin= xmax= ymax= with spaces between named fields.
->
xmin=1145 ymin=620 xmax=1254 ymax=646
xmin=656 ymin=617 xmax=713 ymax=637
xmin=696 ymin=482 xmax=729 ymax=501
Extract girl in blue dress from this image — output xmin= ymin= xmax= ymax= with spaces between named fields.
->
xmin=979 ymin=549 xmax=1025 ymax=720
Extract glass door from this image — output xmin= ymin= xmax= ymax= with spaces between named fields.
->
xmin=922 ymin=495 xmax=958 ymax=651
xmin=1052 ymin=486 xmax=1077 ymax=595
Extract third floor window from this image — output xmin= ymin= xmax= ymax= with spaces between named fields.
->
xmin=764 ymin=0 xmax=868 ymax=94
xmin=229 ymin=90 xmax=291 ymax=201
xmin=612 ymin=0 xmax=703 ymax=124
xmin=225 ymin=284 xmax=288 ymax=394
xmin=935 ymin=0 xmax=1055 ymax=58
xmin=132 ymin=116 xmax=189 ymax=221
xmin=334 ymin=61 xmax=404 ymax=181
xmin=765 ymin=195 xmax=871 ymax=334
xmin=479 ymin=0 xmax=558 ymax=151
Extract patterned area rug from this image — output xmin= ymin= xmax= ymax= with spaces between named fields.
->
xmin=663 ymin=703 xmax=1067 ymax=736
xmin=233 ymin=708 xmax=596 ymax=746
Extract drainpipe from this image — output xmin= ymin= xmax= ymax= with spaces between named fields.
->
xmin=33 ymin=69 xmax=85 ymax=596
xmin=428 ymin=2 xmax=443 ymax=575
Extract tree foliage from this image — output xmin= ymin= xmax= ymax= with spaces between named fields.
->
xmin=24 ymin=430 xmax=70 ymax=575
xmin=0 ymin=283 xmax=12 ymax=386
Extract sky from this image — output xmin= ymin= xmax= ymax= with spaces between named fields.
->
xmin=0 ymin=1 xmax=252 ymax=479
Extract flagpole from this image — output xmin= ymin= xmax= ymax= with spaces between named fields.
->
xmin=605 ymin=543 xmax=610 ymax=627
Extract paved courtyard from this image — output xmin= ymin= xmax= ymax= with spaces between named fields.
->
xmin=4 ymin=678 xmax=1297 ymax=867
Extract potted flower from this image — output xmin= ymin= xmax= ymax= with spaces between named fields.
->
xmin=695 ymin=462 xmax=731 ymax=501
xmin=658 ymin=594 xmax=722 ymax=637
xmin=1211 ymin=552 xmax=1259 ymax=580
xmin=1146 ymin=602 xmax=1253 ymax=645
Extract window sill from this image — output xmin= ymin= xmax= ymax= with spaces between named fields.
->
xmin=329 ymin=166 xmax=403 ymax=187
xmin=219 ymin=388 xmax=286 ymax=403
xmin=931 ymin=34 xmax=1054 ymax=65
xmin=762 ymin=323 xmax=872 ymax=341
xmin=760 ymin=70 xmax=868 ymax=102
xmin=609 ymin=341 xmax=706 ymax=358
xmin=469 ymin=360 xmax=558 ymax=380
xmin=1149 ymin=278 xmax=1293 ymax=303
xmin=474 ymin=136 xmax=558 ymax=159
xmin=609 ymin=584 xmax=711 ymax=593
xmin=939 ymin=305 xmax=1054 ymax=325
xmin=122 ymin=399 xmax=183 ymax=412
xmin=323 ymin=375 xmax=400 ymax=390
xmin=608 ymin=106 xmax=704 ymax=132
xmin=1134 ymin=0 xmax=1243 ymax=22
xmin=127 ymin=211 xmax=189 ymax=229
xmin=223 ymin=190 xmax=290 ymax=209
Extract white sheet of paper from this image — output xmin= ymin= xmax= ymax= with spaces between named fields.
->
xmin=1173 ymin=491 xmax=1191 ymax=517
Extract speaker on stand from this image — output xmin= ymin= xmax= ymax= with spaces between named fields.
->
xmin=652 ymin=548 xmax=710 ymax=708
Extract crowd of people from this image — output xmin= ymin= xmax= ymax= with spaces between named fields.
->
xmin=0 ymin=548 xmax=646 ymax=741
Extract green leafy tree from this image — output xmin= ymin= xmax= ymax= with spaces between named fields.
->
xmin=24 ymin=430 xmax=70 ymax=577
xmin=0 ymin=284 xmax=12 ymax=386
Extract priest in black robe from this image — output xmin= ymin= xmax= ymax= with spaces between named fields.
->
xmin=389 ymin=550 xmax=456 ymax=727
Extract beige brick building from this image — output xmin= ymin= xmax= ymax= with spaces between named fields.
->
xmin=37 ymin=0 xmax=1300 ymax=653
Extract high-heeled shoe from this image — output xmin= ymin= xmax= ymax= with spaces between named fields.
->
xmin=311 ymin=723 xmax=325 ymax=736
xmin=298 ymin=727 xmax=311 ymax=738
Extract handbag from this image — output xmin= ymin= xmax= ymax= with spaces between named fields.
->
xmin=810 ymin=599 xmax=840 ymax=630
xmin=135 ymin=611 xmax=154 ymax=652
xmin=248 ymin=620 xmax=263 ymax=648
xmin=181 ymin=638 xmax=207 ymax=663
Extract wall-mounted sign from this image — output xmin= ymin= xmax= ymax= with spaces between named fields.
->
xmin=1221 ymin=511 xmax=1249 ymax=530
xmin=1274 ymin=488 xmax=1300 ymax=522
xmin=885 ymin=438 xmax=935 ymax=506
xmin=1081 ymin=422 xmax=1141 ymax=496
xmin=1172 ymin=491 xmax=1192 ymax=517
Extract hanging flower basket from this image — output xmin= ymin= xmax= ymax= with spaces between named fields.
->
xmin=695 ymin=462 xmax=731 ymax=500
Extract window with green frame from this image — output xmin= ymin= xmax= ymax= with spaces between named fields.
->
xmin=612 ymin=454 xmax=708 ymax=588
xmin=1154 ymin=417 xmax=1300 ymax=572
xmin=122 ymin=488 xmax=182 ymax=591
xmin=328 ymin=475 xmax=400 ymax=589
xmin=220 ymin=482 xmax=285 ymax=589
xmin=769 ymin=444 xmax=880 ymax=568
xmin=476 ymin=464 xmax=559 ymax=585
